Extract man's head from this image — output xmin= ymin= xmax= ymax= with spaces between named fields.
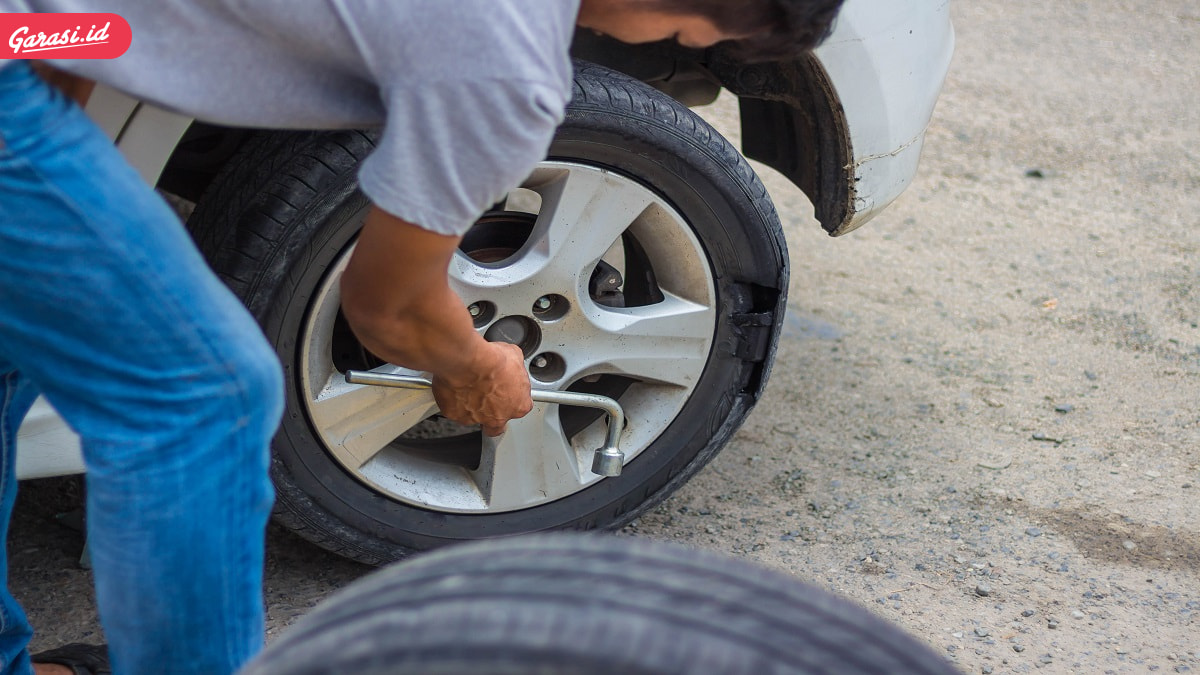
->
xmin=576 ymin=0 xmax=846 ymax=61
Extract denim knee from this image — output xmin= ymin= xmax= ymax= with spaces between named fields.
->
xmin=224 ymin=332 xmax=285 ymax=440
xmin=78 ymin=328 xmax=284 ymax=482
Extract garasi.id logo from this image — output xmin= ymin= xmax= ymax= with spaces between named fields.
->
xmin=3 ymin=13 xmax=130 ymax=59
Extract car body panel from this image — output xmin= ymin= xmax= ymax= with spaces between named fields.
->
xmin=14 ymin=398 xmax=84 ymax=478
xmin=815 ymin=0 xmax=954 ymax=233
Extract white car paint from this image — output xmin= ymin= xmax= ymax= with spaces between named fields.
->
xmin=14 ymin=0 xmax=954 ymax=480
xmin=817 ymin=0 xmax=954 ymax=233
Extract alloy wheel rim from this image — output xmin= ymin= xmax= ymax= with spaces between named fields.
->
xmin=299 ymin=161 xmax=716 ymax=513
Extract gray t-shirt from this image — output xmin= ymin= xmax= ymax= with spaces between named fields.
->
xmin=2 ymin=0 xmax=579 ymax=235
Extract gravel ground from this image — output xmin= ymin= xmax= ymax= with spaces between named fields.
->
xmin=9 ymin=1 xmax=1199 ymax=673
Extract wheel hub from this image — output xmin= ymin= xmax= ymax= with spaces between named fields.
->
xmin=483 ymin=315 xmax=540 ymax=356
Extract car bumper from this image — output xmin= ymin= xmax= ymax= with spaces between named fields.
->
xmin=814 ymin=0 xmax=955 ymax=234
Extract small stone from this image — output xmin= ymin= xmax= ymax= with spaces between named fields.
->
xmin=1040 ymin=654 xmax=1054 ymax=665
xmin=1123 ymin=540 xmax=1137 ymax=551
xmin=1025 ymin=169 xmax=1046 ymax=179
xmin=983 ymin=667 xmax=994 ymax=674
xmin=1054 ymin=404 xmax=1075 ymax=414
xmin=1013 ymin=644 xmax=1026 ymax=653
xmin=1047 ymin=619 xmax=1060 ymax=629
xmin=976 ymin=583 xmax=993 ymax=597
xmin=1022 ymin=609 xmax=1036 ymax=617
xmin=1026 ymin=527 xmax=1043 ymax=537
xmin=975 ymin=627 xmax=990 ymax=637
xmin=1071 ymin=610 xmax=1085 ymax=619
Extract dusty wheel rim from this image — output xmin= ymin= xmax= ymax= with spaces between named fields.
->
xmin=298 ymin=161 xmax=716 ymax=514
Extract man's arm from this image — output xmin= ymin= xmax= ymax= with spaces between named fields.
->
xmin=32 ymin=62 xmax=95 ymax=106
xmin=339 ymin=206 xmax=532 ymax=436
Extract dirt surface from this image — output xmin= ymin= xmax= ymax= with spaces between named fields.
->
xmin=9 ymin=1 xmax=1199 ymax=673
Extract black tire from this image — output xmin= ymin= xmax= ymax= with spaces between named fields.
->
xmin=242 ymin=534 xmax=959 ymax=675
xmin=187 ymin=61 xmax=788 ymax=564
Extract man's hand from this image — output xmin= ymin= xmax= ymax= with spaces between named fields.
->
xmin=339 ymin=207 xmax=533 ymax=434
xmin=432 ymin=341 xmax=532 ymax=436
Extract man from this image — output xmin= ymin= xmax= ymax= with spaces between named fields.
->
xmin=0 ymin=1 xmax=842 ymax=672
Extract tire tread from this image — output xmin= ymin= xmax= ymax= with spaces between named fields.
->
xmin=244 ymin=536 xmax=958 ymax=675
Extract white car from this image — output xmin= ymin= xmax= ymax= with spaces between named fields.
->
xmin=18 ymin=0 xmax=953 ymax=563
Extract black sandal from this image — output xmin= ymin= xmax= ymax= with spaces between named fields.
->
xmin=30 ymin=643 xmax=111 ymax=675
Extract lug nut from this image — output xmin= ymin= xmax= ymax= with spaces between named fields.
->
xmin=468 ymin=303 xmax=482 ymax=317
xmin=531 ymin=355 xmax=549 ymax=369
xmin=534 ymin=296 xmax=552 ymax=311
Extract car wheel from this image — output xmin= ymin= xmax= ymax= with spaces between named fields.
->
xmin=188 ymin=61 xmax=787 ymax=564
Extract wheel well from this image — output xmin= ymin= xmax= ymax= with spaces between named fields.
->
xmin=161 ymin=34 xmax=851 ymax=234
xmin=155 ymin=123 xmax=251 ymax=202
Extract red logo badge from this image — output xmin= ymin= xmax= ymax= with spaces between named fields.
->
xmin=2 ymin=13 xmax=131 ymax=60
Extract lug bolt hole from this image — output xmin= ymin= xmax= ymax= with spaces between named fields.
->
xmin=467 ymin=301 xmax=497 ymax=329
xmin=529 ymin=352 xmax=566 ymax=383
xmin=532 ymin=294 xmax=569 ymax=321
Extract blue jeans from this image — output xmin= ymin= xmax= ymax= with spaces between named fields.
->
xmin=0 ymin=63 xmax=283 ymax=674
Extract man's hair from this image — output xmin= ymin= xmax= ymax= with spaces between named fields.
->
xmin=653 ymin=0 xmax=846 ymax=61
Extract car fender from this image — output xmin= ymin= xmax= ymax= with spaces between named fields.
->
xmin=814 ymin=0 xmax=954 ymax=234
xmin=720 ymin=0 xmax=954 ymax=236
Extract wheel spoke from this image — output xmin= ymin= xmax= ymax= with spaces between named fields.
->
xmin=472 ymin=403 xmax=585 ymax=510
xmin=450 ymin=167 xmax=656 ymax=297
xmin=446 ymin=254 xmax=509 ymax=307
xmin=559 ymin=293 xmax=714 ymax=387
xmin=309 ymin=374 xmax=438 ymax=469
xmin=527 ymin=167 xmax=655 ymax=285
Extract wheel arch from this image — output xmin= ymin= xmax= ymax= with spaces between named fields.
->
xmin=569 ymin=32 xmax=853 ymax=236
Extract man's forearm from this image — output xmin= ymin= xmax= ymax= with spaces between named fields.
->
xmin=31 ymin=62 xmax=95 ymax=106
xmin=344 ymin=273 xmax=501 ymax=385
xmin=339 ymin=206 xmax=532 ymax=434
xmin=339 ymin=207 xmax=490 ymax=380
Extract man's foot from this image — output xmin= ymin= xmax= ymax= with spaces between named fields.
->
xmin=30 ymin=643 xmax=111 ymax=675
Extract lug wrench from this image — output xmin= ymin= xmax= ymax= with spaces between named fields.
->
xmin=344 ymin=370 xmax=626 ymax=477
